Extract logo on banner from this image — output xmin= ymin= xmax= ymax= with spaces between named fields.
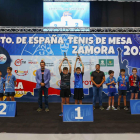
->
xmin=0 ymin=54 xmax=7 ymax=64
xmin=14 ymin=59 xmax=26 ymax=66
xmin=15 ymin=70 xmax=28 ymax=76
xmin=28 ymin=60 xmax=38 ymax=64
xmin=99 ymin=59 xmax=106 ymax=67
xmin=99 ymin=59 xmax=114 ymax=67
xmin=56 ymin=80 xmax=61 ymax=87
xmin=107 ymin=59 xmax=114 ymax=66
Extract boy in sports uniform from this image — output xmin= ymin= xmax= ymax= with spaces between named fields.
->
xmin=129 ymin=68 xmax=140 ymax=99
xmin=106 ymin=70 xmax=117 ymax=110
xmin=59 ymin=57 xmax=71 ymax=117
xmin=74 ymin=57 xmax=84 ymax=104
xmin=0 ymin=71 xmax=5 ymax=101
xmin=5 ymin=67 xmax=16 ymax=101
xmin=117 ymin=69 xmax=129 ymax=110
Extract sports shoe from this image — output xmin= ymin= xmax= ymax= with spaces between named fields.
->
xmin=93 ymin=106 xmax=95 ymax=110
xmin=106 ymin=106 xmax=111 ymax=110
xmin=59 ymin=112 xmax=63 ymax=117
xmin=124 ymin=106 xmax=128 ymax=110
xmin=45 ymin=108 xmax=49 ymax=112
xmin=117 ymin=106 xmax=120 ymax=110
xmin=112 ymin=106 xmax=117 ymax=110
xmin=99 ymin=106 xmax=104 ymax=110
xmin=37 ymin=108 xmax=42 ymax=112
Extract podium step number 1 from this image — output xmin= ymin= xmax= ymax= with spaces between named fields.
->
xmin=63 ymin=104 xmax=94 ymax=122
xmin=0 ymin=101 xmax=16 ymax=117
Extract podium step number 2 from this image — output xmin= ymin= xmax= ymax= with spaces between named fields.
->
xmin=63 ymin=104 xmax=94 ymax=122
xmin=0 ymin=101 xmax=16 ymax=117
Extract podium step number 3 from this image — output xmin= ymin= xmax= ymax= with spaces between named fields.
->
xmin=0 ymin=101 xmax=16 ymax=117
xmin=63 ymin=104 xmax=94 ymax=122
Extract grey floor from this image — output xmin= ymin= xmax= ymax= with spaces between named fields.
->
xmin=0 ymin=133 xmax=140 ymax=140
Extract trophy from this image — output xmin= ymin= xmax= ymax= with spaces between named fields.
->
xmin=77 ymin=52 xmax=80 ymax=59
xmin=64 ymin=52 xmax=67 ymax=58
xmin=64 ymin=52 xmax=67 ymax=61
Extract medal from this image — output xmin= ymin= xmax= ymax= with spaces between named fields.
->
xmin=133 ymin=75 xmax=137 ymax=86
xmin=110 ymin=77 xmax=114 ymax=88
xmin=122 ymin=76 xmax=125 ymax=86
xmin=7 ymin=75 xmax=11 ymax=83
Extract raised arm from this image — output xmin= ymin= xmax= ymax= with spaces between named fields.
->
xmin=65 ymin=58 xmax=71 ymax=73
xmin=79 ymin=57 xmax=84 ymax=73
xmin=59 ymin=58 xmax=65 ymax=73
xmin=74 ymin=57 xmax=78 ymax=73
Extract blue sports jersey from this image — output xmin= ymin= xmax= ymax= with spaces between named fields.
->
xmin=0 ymin=77 xmax=5 ymax=93
xmin=74 ymin=72 xmax=84 ymax=88
xmin=5 ymin=74 xmax=16 ymax=92
xmin=106 ymin=76 xmax=117 ymax=93
xmin=117 ymin=75 xmax=129 ymax=90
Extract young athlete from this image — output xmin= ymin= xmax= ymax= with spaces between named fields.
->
xmin=74 ymin=57 xmax=84 ymax=104
xmin=5 ymin=67 xmax=16 ymax=101
xmin=129 ymin=68 xmax=140 ymax=99
xmin=59 ymin=57 xmax=71 ymax=117
xmin=0 ymin=71 xmax=5 ymax=101
xmin=117 ymin=69 xmax=129 ymax=110
xmin=106 ymin=70 xmax=117 ymax=110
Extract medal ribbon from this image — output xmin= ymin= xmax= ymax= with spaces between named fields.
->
xmin=7 ymin=75 xmax=12 ymax=83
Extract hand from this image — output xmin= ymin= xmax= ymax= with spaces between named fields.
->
xmin=76 ymin=57 xmax=78 ymax=61
xmin=40 ymin=83 xmax=45 ymax=86
xmin=65 ymin=58 xmax=68 ymax=61
xmin=62 ymin=58 xmax=65 ymax=61
xmin=96 ymin=84 xmax=101 ymax=88
xmin=79 ymin=57 xmax=81 ymax=61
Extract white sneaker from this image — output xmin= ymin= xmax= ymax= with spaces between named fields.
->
xmin=112 ymin=106 xmax=117 ymax=110
xmin=106 ymin=106 xmax=111 ymax=110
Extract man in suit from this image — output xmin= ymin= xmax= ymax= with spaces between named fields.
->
xmin=36 ymin=60 xmax=51 ymax=112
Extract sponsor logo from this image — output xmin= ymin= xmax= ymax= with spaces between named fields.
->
xmin=33 ymin=70 xmax=37 ymax=76
xmin=45 ymin=62 xmax=54 ymax=67
xmin=107 ymin=59 xmax=114 ymax=66
xmin=0 ymin=54 xmax=7 ymax=64
xmin=99 ymin=59 xmax=114 ymax=67
xmin=14 ymin=59 xmax=26 ymax=66
xmin=15 ymin=70 xmax=28 ymax=76
xmin=99 ymin=59 xmax=106 ymax=67
xmin=33 ymin=70 xmax=56 ymax=77
xmin=28 ymin=60 xmax=38 ymax=64
xmin=56 ymin=80 xmax=61 ymax=87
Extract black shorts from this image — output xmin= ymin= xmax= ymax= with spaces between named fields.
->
xmin=0 ymin=93 xmax=3 ymax=97
xmin=130 ymin=86 xmax=139 ymax=93
xmin=60 ymin=89 xmax=71 ymax=98
xmin=5 ymin=92 xmax=15 ymax=96
xmin=74 ymin=88 xmax=84 ymax=100
xmin=118 ymin=90 xmax=127 ymax=96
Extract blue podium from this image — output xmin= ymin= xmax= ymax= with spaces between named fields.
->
xmin=0 ymin=101 xmax=16 ymax=117
xmin=63 ymin=104 xmax=93 ymax=122
xmin=130 ymin=99 xmax=140 ymax=115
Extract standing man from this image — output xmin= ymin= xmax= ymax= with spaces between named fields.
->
xmin=91 ymin=64 xmax=105 ymax=110
xmin=36 ymin=60 xmax=51 ymax=112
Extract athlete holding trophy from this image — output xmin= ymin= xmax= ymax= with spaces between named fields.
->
xmin=59 ymin=52 xmax=71 ymax=117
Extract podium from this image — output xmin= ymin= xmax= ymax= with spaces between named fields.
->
xmin=0 ymin=101 xmax=16 ymax=117
xmin=63 ymin=104 xmax=93 ymax=122
xmin=130 ymin=99 xmax=140 ymax=115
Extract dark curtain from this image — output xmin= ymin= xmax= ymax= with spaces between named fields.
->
xmin=0 ymin=0 xmax=140 ymax=27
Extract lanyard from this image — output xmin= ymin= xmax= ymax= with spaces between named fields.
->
xmin=7 ymin=75 xmax=12 ymax=83
xmin=133 ymin=75 xmax=137 ymax=82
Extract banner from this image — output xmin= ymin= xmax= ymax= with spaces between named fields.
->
xmin=0 ymin=33 xmax=140 ymax=102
